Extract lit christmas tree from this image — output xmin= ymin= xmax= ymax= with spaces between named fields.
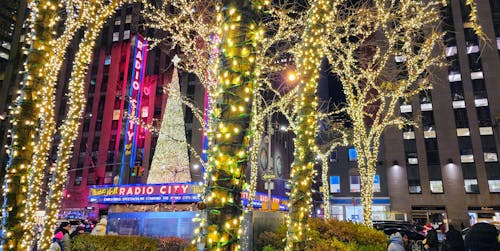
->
xmin=148 ymin=62 xmax=191 ymax=184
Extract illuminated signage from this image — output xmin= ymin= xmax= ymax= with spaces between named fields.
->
xmin=88 ymin=183 xmax=288 ymax=210
xmin=120 ymin=34 xmax=149 ymax=183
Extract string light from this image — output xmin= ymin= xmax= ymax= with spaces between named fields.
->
xmin=20 ymin=1 xmax=97 ymax=248
xmin=38 ymin=1 xmax=130 ymax=249
xmin=322 ymin=0 xmax=445 ymax=227
xmin=1 ymin=0 xmax=59 ymax=250
xmin=285 ymin=1 xmax=333 ymax=249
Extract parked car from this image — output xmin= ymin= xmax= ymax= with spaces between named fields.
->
xmin=374 ymin=221 xmax=426 ymax=241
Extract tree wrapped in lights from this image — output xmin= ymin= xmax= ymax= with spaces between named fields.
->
xmin=1 ymin=0 xmax=59 ymax=249
xmin=21 ymin=1 xmax=99 ymax=248
xmin=321 ymin=0 xmax=445 ymax=226
xmin=38 ymin=0 xmax=130 ymax=248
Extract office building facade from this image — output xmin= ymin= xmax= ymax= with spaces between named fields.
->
xmin=384 ymin=0 xmax=500 ymax=226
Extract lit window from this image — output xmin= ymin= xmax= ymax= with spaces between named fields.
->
xmin=126 ymin=15 xmax=132 ymax=23
xmin=497 ymin=37 xmax=500 ymax=49
xmin=374 ymin=175 xmax=381 ymax=193
xmin=456 ymin=128 xmax=470 ymax=137
xmin=446 ymin=46 xmax=457 ymax=57
xmin=1 ymin=42 xmax=11 ymax=50
xmin=448 ymin=71 xmax=462 ymax=82
xmin=461 ymin=155 xmax=474 ymax=163
xmin=330 ymin=176 xmax=340 ymax=193
xmin=350 ymin=176 xmax=360 ymax=192
xmin=466 ymin=45 xmax=479 ymax=54
xmin=348 ymin=148 xmax=357 ymax=161
xmin=488 ymin=180 xmax=500 ymax=193
xmin=395 ymin=55 xmax=406 ymax=62
xmin=479 ymin=127 xmax=493 ymax=135
xmin=484 ymin=153 xmax=498 ymax=162
xmin=104 ymin=55 xmax=111 ymax=65
xmin=112 ymin=110 xmax=121 ymax=120
xmin=141 ymin=106 xmax=148 ymax=118
xmin=0 ymin=51 xmax=8 ymax=60
xmin=424 ymin=130 xmax=436 ymax=139
xmin=400 ymin=104 xmax=412 ymax=113
xmin=409 ymin=185 xmax=421 ymax=193
xmin=452 ymin=100 xmax=466 ymax=109
xmin=408 ymin=157 xmax=418 ymax=165
xmin=403 ymin=131 xmax=415 ymax=140
xmin=464 ymin=179 xmax=479 ymax=193
xmin=474 ymin=98 xmax=488 ymax=107
xmin=421 ymin=103 xmax=433 ymax=111
xmin=114 ymin=20 xmax=121 ymax=25
xmin=470 ymin=71 xmax=484 ymax=80
xmin=112 ymin=32 xmax=119 ymax=42
xmin=124 ymin=30 xmax=131 ymax=40
xmin=430 ymin=180 xmax=444 ymax=193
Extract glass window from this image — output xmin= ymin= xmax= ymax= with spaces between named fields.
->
xmin=400 ymin=104 xmax=412 ymax=113
xmin=330 ymin=176 xmax=340 ymax=193
xmin=457 ymin=128 xmax=470 ymax=137
xmin=374 ymin=175 xmax=381 ymax=193
xmin=448 ymin=71 xmax=462 ymax=82
xmin=430 ymin=180 xmax=444 ymax=193
xmin=422 ymin=111 xmax=435 ymax=131
xmin=477 ymin=106 xmax=492 ymax=127
xmin=454 ymin=108 xmax=469 ymax=128
xmin=350 ymin=176 xmax=360 ymax=192
xmin=488 ymin=180 xmax=500 ymax=193
xmin=329 ymin=150 xmax=337 ymax=162
xmin=348 ymin=148 xmax=357 ymax=161
xmin=446 ymin=46 xmax=457 ymax=57
xmin=474 ymin=98 xmax=488 ymax=107
xmin=407 ymin=164 xmax=421 ymax=194
xmin=450 ymin=82 xmax=465 ymax=101
xmin=464 ymin=179 xmax=479 ymax=193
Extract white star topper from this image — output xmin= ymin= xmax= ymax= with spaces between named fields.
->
xmin=172 ymin=54 xmax=181 ymax=67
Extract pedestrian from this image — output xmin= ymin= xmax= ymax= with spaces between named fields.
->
xmin=49 ymin=231 xmax=64 ymax=251
xmin=402 ymin=232 xmax=412 ymax=251
xmin=388 ymin=232 xmax=405 ymax=251
xmin=464 ymin=222 xmax=499 ymax=251
xmin=70 ymin=225 xmax=85 ymax=239
xmin=90 ymin=216 xmax=107 ymax=236
xmin=54 ymin=222 xmax=71 ymax=251
xmin=423 ymin=224 xmax=438 ymax=251
xmin=445 ymin=224 xmax=464 ymax=251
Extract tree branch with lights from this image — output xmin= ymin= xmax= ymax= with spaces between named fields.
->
xmin=321 ymin=0 xmax=445 ymax=227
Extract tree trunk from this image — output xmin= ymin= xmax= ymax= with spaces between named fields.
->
xmin=202 ymin=1 xmax=258 ymax=249
xmin=286 ymin=1 xmax=332 ymax=250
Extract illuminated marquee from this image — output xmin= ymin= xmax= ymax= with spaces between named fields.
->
xmin=120 ymin=34 xmax=149 ymax=183
xmin=88 ymin=183 xmax=288 ymax=210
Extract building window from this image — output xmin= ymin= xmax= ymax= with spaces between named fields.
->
xmin=450 ymin=82 xmax=465 ymax=101
xmin=374 ymin=175 xmax=381 ymax=193
xmin=348 ymin=148 xmax=357 ymax=161
xmin=330 ymin=176 xmax=340 ymax=193
xmin=407 ymin=165 xmax=421 ymax=194
xmin=425 ymin=138 xmax=440 ymax=165
xmin=456 ymin=128 xmax=470 ymax=137
xmin=448 ymin=71 xmax=462 ymax=82
xmin=113 ymin=32 xmax=119 ymax=42
xmin=454 ymin=108 xmax=469 ymax=128
xmin=421 ymin=111 xmax=435 ymax=131
xmin=400 ymin=104 xmax=412 ymax=113
xmin=446 ymin=46 xmax=457 ymax=57
xmin=350 ymin=176 xmax=360 ymax=192
xmin=476 ymin=106 xmax=492 ymax=127
xmin=430 ymin=180 xmax=444 ymax=193
xmin=464 ymin=179 xmax=479 ymax=193
xmin=74 ymin=176 xmax=82 ymax=186
xmin=329 ymin=150 xmax=337 ymax=162
xmin=488 ymin=180 xmax=500 ymax=193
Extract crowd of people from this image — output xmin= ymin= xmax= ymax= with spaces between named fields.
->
xmin=49 ymin=217 xmax=108 ymax=251
xmin=388 ymin=222 xmax=500 ymax=251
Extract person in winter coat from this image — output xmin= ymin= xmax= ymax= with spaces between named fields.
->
xmin=388 ymin=232 xmax=406 ymax=251
xmin=445 ymin=224 xmax=465 ymax=251
xmin=464 ymin=222 xmax=500 ymax=251
xmin=90 ymin=217 xmax=107 ymax=236
xmin=423 ymin=224 xmax=439 ymax=251
xmin=49 ymin=231 xmax=64 ymax=251
xmin=54 ymin=222 xmax=71 ymax=251
xmin=70 ymin=226 xmax=85 ymax=239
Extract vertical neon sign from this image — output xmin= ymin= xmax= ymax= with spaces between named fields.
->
xmin=119 ymin=34 xmax=148 ymax=184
